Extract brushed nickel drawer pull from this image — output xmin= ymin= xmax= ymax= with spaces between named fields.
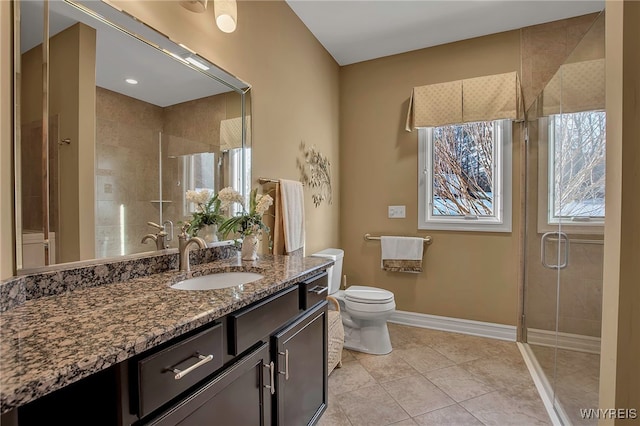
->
xmin=309 ymin=286 xmax=328 ymax=295
xmin=264 ymin=361 xmax=275 ymax=395
xmin=278 ymin=349 xmax=289 ymax=380
xmin=172 ymin=353 xmax=214 ymax=380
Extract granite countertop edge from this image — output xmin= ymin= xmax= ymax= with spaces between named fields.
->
xmin=0 ymin=254 xmax=332 ymax=414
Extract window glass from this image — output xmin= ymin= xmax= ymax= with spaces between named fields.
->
xmin=418 ymin=120 xmax=511 ymax=232
xmin=549 ymin=111 xmax=606 ymax=222
xmin=432 ymin=122 xmax=495 ymax=217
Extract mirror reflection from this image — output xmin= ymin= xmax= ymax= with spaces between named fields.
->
xmin=17 ymin=0 xmax=251 ymax=270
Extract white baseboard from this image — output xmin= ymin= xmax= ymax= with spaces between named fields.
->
xmin=388 ymin=310 xmax=517 ymax=342
xmin=527 ymin=328 xmax=601 ymax=354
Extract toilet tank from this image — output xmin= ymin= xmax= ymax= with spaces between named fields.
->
xmin=310 ymin=248 xmax=344 ymax=295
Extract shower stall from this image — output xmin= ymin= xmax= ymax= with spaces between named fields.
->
xmin=521 ymin=12 xmax=605 ymax=425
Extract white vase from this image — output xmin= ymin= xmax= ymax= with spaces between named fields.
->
xmin=199 ymin=224 xmax=219 ymax=245
xmin=241 ymin=234 xmax=259 ymax=261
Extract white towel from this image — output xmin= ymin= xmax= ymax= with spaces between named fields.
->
xmin=279 ymin=179 xmax=305 ymax=255
xmin=380 ymin=236 xmax=424 ymax=273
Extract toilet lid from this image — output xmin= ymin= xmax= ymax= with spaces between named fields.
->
xmin=344 ymin=286 xmax=394 ymax=304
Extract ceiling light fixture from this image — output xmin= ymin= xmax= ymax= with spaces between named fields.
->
xmin=179 ymin=0 xmax=207 ymax=13
xmin=214 ymin=0 xmax=237 ymax=33
xmin=125 ymin=78 xmax=138 ymax=85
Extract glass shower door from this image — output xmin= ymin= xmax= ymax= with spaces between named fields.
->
xmin=523 ymin=11 xmax=605 ymax=425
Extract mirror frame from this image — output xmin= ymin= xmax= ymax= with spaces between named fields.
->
xmin=13 ymin=0 xmax=252 ymax=274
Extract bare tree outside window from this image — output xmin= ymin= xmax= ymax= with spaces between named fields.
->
xmin=432 ymin=121 xmax=494 ymax=216
xmin=551 ymin=111 xmax=606 ymax=219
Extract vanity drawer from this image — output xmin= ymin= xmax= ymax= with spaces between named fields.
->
xmin=228 ymin=285 xmax=300 ymax=356
xmin=299 ymin=272 xmax=329 ymax=310
xmin=137 ymin=323 xmax=224 ymax=418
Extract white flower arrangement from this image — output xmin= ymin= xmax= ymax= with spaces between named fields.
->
xmin=218 ymin=187 xmax=273 ymax=237
xmin=218 ymin=186 xmax=246 ymax=211
xmin=183 ymin=188 xmax=224 ymax=237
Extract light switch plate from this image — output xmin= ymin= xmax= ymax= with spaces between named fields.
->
xmin=388 ymin=205 xmax=406 ymax=219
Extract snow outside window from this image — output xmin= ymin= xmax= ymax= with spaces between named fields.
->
xmin=540 ymin=111 xmax=605 ymax=232
xmin=418 ymin=120 xmax=512 ymax=232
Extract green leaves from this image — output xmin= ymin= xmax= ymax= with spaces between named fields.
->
xmin=186 ymin=193 xmax=225 ymax=237
xmin=217 ymin=189 xmax=271 ymax=239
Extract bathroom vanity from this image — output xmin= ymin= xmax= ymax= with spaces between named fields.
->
xmin=0 ymin=254 xmax=331 ymax=425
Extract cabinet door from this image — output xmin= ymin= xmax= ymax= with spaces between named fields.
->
xmin=273 ymin=301 xmax=328 ymax=426
xmin=148 ymin=343 xmax=272 ymax=426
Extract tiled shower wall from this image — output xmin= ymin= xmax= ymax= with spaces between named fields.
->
xmin=160 ymin=93 xmax=228 ymax=234
xmin=95 ymin=87 xmax=164 ymax=258
xmin=95 ymin=88 xmax=230 ymax=258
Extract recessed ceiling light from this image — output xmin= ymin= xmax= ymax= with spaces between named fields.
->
xmin=125 ymin=78 xmax=138 ymax=85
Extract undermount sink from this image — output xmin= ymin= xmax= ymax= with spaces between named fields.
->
xmin=171 ymin=272 xmax=264 ymax=291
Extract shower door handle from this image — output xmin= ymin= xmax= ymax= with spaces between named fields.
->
xmin=541 ymin=231 xmax=570 ymax=269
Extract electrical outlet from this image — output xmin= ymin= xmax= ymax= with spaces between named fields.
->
xmin=388 ymin=205 xmax=406 ymax=218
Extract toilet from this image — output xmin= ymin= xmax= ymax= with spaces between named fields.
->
xmin=312 ymin=248 xmax=395 ymax=355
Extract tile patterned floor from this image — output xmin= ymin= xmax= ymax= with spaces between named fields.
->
xmin=318 ymin=324 xmax=552 ymax=426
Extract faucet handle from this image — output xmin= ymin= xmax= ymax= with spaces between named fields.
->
xmin=147 ymin=221 xmax=164 ymax=231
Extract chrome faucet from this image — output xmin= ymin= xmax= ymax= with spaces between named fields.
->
xmin=141 ymin=221 xmax=169 ymax=250
xmin=178 ymin=224 xmax=207 ymax=272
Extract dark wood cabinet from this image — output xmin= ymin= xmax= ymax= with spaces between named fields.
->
xmin=137 ymin=323 xmax=224 ymax=418
xmin=147 ymin=343 xmax=272 ymax=426
xmin=273 ymin=301 xmax=328 ymax=426
xmin=229 ymin=286 xmax=300 ymax=356
xmin=12 ymin=275 xmax=329 ymax=426
xmin=298 ymin=272 xmax=328 ymax=310
xmin=137 ymin=281 xmax=327 ymax=426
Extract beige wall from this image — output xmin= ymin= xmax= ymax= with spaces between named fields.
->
xmin=49 ymin=23 xmax=96 ymax=263
xmin=340 ymin=32 xmax=522 ymax=326
xmin=0 ymin=0 xmax=14 ymax=279
xmin=110 ymin=0 xmax=341 ymax=255
xmin=338 ymin=14 xmax=604 ymax=328
xmin=600 ymin=0 xmax=640 ymax=421
xmin=0 ymin=0 xmax=637 ymax=411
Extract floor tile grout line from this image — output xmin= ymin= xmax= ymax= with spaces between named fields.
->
xmin=339 ymin=370 xmax=413 ymax=426
xmin=414 ymin=367 xmax=497 ymax=405
xmin=325 ymin=327 xmax=553 ymax=426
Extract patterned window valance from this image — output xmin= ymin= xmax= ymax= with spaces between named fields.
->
xmin=405 ymin=71 xmax=524 ymax=131
xmin=542 ymin=59 xmax=605 ymax=116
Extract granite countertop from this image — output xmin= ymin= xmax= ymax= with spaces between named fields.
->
xmin=0 ymin=254 xmax=331 ymax=414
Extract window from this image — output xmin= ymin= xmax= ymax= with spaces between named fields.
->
xmin=543 ymin=111 xmax=605 ymax=229
xmin=418 ymin=120 xmax=512 ymax=232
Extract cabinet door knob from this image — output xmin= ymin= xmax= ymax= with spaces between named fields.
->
xmin=278 ymin=350 xmax=289 ymax=380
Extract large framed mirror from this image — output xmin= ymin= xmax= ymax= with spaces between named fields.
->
xmin=14 ymin=0 xmax=251 ymax=271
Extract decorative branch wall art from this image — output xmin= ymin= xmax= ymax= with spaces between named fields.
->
xmin=296 ymin=141 xmax=333 ymax=207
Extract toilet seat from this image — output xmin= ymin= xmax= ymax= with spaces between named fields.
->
xmin=345 ymin=286 xmax=394 ymax=304
xmin=344 ymin=286 xmax=396 ymax=314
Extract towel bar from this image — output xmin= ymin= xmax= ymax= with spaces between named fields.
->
xmin=258 ymin=177 xmax=305 ymax=186
xmin=258 ymin=177 xmax=279 ymax=184
xmin=364 ymin=233 xmax=432 ymax=245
